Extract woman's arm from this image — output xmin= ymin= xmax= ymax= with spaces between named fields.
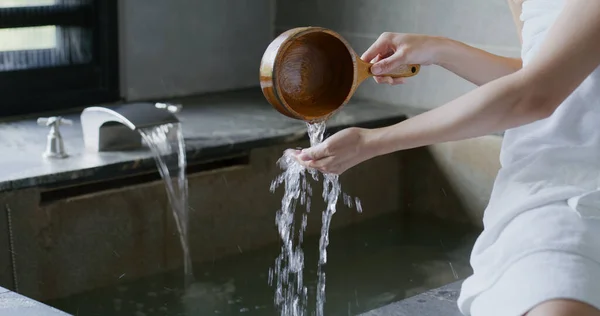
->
xmin=362 ymin=34 xmax=522 ymax=86
xmin=434 ymin=38 xmax=522 ymax=86
xmin=364 ymin=1 xmax=524 ymax=87
xmin=434 ymin=0 xmax=525 ymax=85
xmin=369 ymin=0 xmax=600 ymax=156
xmin=297 ymin=0 xmax=600 ymax=174
xmin=429 ymin=0 xmax=524 ymax=86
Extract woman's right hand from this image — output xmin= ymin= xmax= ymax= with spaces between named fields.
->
xmin=362 ymin=33 xmax=443 ymax=85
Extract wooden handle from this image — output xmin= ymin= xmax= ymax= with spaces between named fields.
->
xmin=370 ymin=64 xmax=420 ymax=78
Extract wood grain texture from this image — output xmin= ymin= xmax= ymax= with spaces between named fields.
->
xmin=357 ymin=59 xmax=420 ymax=84
xmin=260 ymin=27 xmax=420 ymax=122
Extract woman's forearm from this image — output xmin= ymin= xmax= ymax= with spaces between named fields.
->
xmin=367 ymin=71 xmax=540 ymax=156
xmin=433 ymin=37 xmax=522 ymax=86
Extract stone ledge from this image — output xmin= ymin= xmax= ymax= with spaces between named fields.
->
xmin=0 ymin=88 xmax=409 ymax=192
xmin=0 ymin=287 xmax=69 ymax=316
xmin=360 ymin=281 xmax=463 ymax=316
xmin=0 ymin=86 xmax=505 ymax=193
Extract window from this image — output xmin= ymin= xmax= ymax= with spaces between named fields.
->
xmin=0 ymin=0 xmax=119 ymax=118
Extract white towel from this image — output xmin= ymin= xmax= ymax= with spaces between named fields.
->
xmin=457 ymin=0 xmax=600 ymax=314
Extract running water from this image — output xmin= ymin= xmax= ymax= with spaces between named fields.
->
xmin=269 ymin=122 xmax=363 ymax=316
xmin=139 ymin=123 xmax=194 ymax=286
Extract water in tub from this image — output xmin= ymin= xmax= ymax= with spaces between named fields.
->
xmin=46 ymin=213 xmax=477 ymax=315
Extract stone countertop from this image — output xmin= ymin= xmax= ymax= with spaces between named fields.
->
xmin=0 ymin=287 xmax=68 ymax=316
xmin=0 ymin=87 xmax=409 ymax=192
xmin=361 ymin=280 xmax=464 ymax=316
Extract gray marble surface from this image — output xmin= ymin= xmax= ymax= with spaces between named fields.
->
xmin=0 ymin=88 xmax=410 ymax=192
xmin=0 ymin=287 xmax=68 ymax=315
xmin=361 ymin=280 xmax=464 ymax=316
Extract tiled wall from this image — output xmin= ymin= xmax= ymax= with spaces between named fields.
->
xmin=117 ymin=0 xmax=521 ymax=109
xmin=275 ymin=0 xmax=522 ymax=110
xmin=119 ymin=0 xmax=274 ymax=101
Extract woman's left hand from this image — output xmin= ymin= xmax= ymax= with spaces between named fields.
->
xmin=289 ymin=127 xmax=377 ymax=175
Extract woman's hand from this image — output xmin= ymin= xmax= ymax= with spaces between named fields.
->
xmin=290 ymin=127 xmax=377 ymax=175
xmin=362 ymin=33 xmax=442 ymax=85
xmin=364 ymin=32 xmax=522 ymax=86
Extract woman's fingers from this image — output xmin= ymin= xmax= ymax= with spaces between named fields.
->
xmin=361 ymin=34 xmax=392 ymax=62
xmin=296 ymin=141 xmax=332 ymax=161
xmin=374 ymin=76 xmax=392 ymax=84
xmin=372 ymin=56 xmax=390 ymax=84
xmin=371 ymin=48 xmax=407 ymax=75
xmin=284 ymin=148 xmax=302 ymax=156
xmin=370 ymin=54 xmax=383 ymax=64
xmin=374 ymin=76 xmax=406 ymax=85
xmin=306 ymin=156 xmax=336 ymax=173
xmin=391 ymin=77 xmax=406 ymax=85
xmin=368 ymin=49 xmax=408 ymax=85
xmin=372 ymin=56 xmax=392 ymax=84
xmin=292 ymin=150 xmax=342 ymax=174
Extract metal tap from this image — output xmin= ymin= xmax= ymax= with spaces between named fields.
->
xmin=155 ymin=102 xmax=182 ymax=113
xmin=37 ymin=116 xmax=72 ymax=159
xmin=80 ymin=102 xmax=181 ymax=152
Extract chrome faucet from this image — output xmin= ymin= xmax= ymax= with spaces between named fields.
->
xmin=80 ymin=103 xmax=181 ymax=152
xmin=38 ymin=116 xmax=72 ymax=158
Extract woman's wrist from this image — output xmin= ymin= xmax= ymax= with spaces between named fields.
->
xmin=361 ymin=127 xmax=396 ymax=159
xmin=429 ymin=36 xmax=456 ymax=67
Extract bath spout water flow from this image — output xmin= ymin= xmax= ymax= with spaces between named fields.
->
xmin=139 ymin=123 xmax=194 ymax=286
xmin=269 ymin=122 xmax=363 ymax=316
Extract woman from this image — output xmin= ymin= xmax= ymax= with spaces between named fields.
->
xmin=291 ymin=0 xmax=600 ymax=315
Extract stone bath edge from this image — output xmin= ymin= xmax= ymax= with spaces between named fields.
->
xmin=0 ymin=88 xmax=409 ymax=193
xmin=360 ymin=280 xmax=464 ymax=316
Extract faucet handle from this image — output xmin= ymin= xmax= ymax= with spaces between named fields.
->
xmin=37 ymin=116 xmax=70 ymax=159
xmin=155 ymin=103 xmax=182 ymax=114
xmin=37 ymin=116 xmax=73 ymax=127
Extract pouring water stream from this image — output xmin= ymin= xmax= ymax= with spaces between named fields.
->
xmin=139 ymin=123 xmax=194 ymax=287
xmin=270 ymin=122 xmax=363 ymax=316
xmin=135 ymin=115 xmax=362 ymax=314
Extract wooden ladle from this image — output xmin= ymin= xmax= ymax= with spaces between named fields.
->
xmin=259 ymin=27 xmax=420 ymax=122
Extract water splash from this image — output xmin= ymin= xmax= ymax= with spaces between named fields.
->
xmin=269 ymin=122 xmax=362 ymax=316
xmin=268 ymin=146 xmax=312 ymax=316
xmin=139 ymin=123 xmax=194 ymax=286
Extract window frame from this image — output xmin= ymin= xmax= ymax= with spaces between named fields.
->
xmin=0 ymin=0 xmax=120 ymax=118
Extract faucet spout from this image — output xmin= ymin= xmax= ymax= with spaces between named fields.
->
xmin=81 ymin=103 xmax=181 ymax=152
